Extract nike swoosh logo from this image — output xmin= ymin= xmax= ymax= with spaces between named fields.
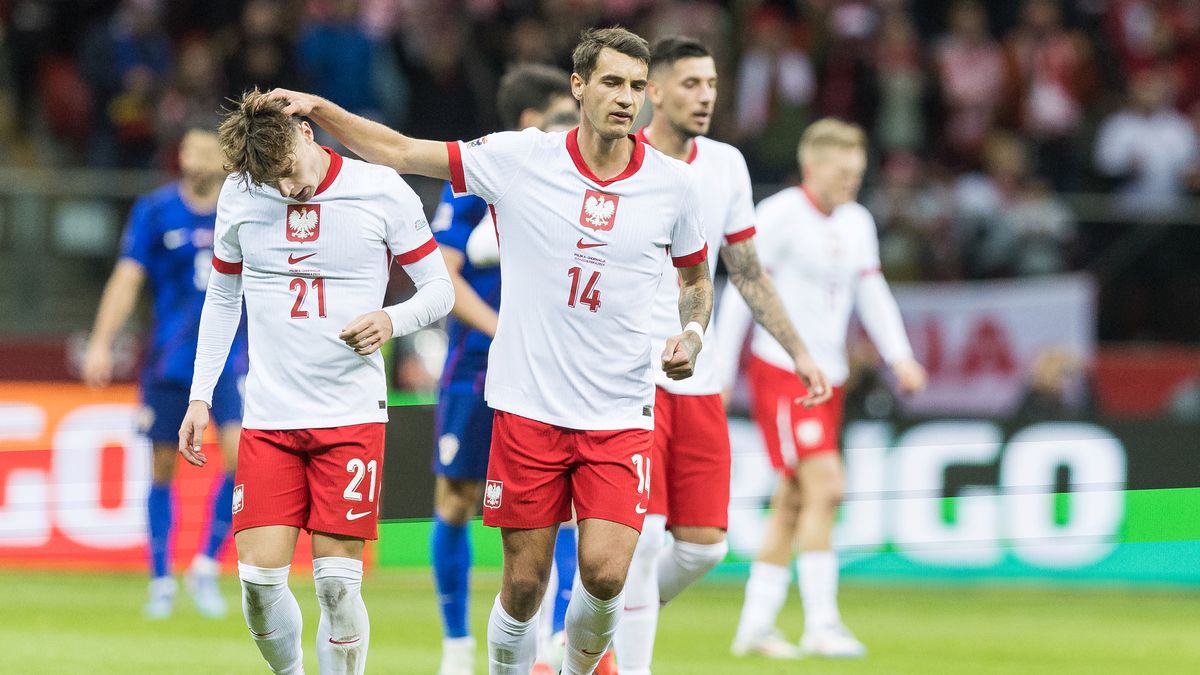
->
xmin=288 ymin=252 xmax=317 ymax=264
xmin=576 ymin=238 xmax=607 ymax=249
xmin=345 ymin=509 xmax=372 ymax=521
xmin=581 ymin=649 xmax=604 ymax=656
xmin=249 ymin=629 xmax=276 ymax=638
xmin=635 ymin=503 xmax=648 ymax=514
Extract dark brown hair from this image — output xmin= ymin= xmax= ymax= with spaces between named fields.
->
xmin=496 ymin=64 xmax=572 ymax=130
xmin=571 ymin=27 xmax=651 ymax=82
xmin=217 ymin=88 xmax=300 ymax=188
xmin=649 ymin=36 xmax=711 ymax=74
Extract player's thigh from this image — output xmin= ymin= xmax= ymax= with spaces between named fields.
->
xmin=433 ymin=390 xmax=494 ymax=482
xmin=139 ymin=378 xmax=190 ymax=453
xmin=796 ymin=452 xmax=844 ymax=505
xmin=236 ymin=525 xmax=302 ymax=568
xmin=312 ymin=531 xmax=365 ymax=561
xmin=305 ymin=423 xmax=386 ymax=541
xmin=434 ymin=475 xmax=485 ymax=525
xmin=571 ymin=427 xmax=654 ymax=532
xmin=576 ymin=517 xmax=641 ymax=597
xmin=482 ymin=411 xmax=573 ymax=530
xmin=233 ymin=428 xmax=310 ymax=535
xmin=660 ymin=392 xmax=731 ymax=531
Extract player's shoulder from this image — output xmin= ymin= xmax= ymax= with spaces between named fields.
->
xmin=694 ymin=136 xmax=747 ymax=164
xmin=757 ymin=185 xmax=803 ymax=214
xmin=473 ymin=126 xmax=550 ymax=149
xmin=836 ymin=200 xmax=876 ymax=228
xmin=639 ymin=141 xmax=695 ymax=187
xmin=135 ymin=182 xmax=184 ymax=213
xmin=340 ymin=155 xmax=421 ymax=200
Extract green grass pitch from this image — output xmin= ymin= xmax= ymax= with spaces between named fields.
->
xmin=6 ymin=568 xmax=1199 ymax=674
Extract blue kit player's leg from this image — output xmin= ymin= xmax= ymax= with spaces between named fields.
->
xmin=552 ymin=525 xmax=578 ymax=635
xmin=432 ymin=389 xmax=494 ymax=675
xmin=140 ymin=379 xmax=193 ymax=619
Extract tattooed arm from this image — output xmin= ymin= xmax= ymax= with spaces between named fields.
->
xmin=720 ymin=239 xmax=830 ymax=405
xmin=661 ymin=260 xmax=714 ymax=381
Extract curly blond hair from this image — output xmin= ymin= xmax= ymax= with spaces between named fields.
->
xmin=218 ymin=88 xmax=299 ymax=188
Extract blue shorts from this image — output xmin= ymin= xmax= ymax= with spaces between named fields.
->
xmin=140 ymin=372 xmax=244 ymax=444
xmin=432 ymin=389 xmax=494 ymax=481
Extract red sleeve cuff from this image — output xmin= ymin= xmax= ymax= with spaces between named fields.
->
xmin=211 ymin=255 xmax=242 ymax=275
xmin=395 ymin=237 xmax=438 ymax=265
xmin=672 ymin=243 xmax=709 ymax=268
xmin=446 ymin=141 xmax=466 ymax=194
xmin=724 ymin=226 xmax=756 ymax=244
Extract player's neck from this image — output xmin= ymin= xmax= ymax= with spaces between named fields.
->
xmin=179 ymin=181 xmax=218 ymax=214
xmin=642 ymin=121 xmax=694 ymax=163
xmin=576 ymin=122 xmax=634 ymax=181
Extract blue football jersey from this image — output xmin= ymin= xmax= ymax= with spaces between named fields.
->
xmin=119 ymin=182 xmax=248 ymax=385
xmin=431 ymin=182 xmax=500 ymax=393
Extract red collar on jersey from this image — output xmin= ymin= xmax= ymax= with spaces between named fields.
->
xmin=635 ymin=128 xmax=699 ymax=164
xmin=799 ymin=183 xmax=833 ymax=217
xmin=566 ymin=127 xmax=646 ymax=187
xmin=314 ymin=147 xmax=343 ymax=197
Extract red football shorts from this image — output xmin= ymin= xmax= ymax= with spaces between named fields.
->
xmin=647 ymin=388 xmax=730 ymax=529
xmin=746 ymin=356 xmax=845 ymax=477
xmin=232 ymin=422 xmax=385 ymax=540
xmin=483 ymin=410 xmax=653 ymax=532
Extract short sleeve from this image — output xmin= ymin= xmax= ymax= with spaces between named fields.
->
xmin=431 ymin=182 xmax=489 ymax=254
xmin=670 ymin=176 xmax=708 ymax=268
xmin=118 ymin=197 xmax=155 ymax=268
xmin=446 ymin=128 xmax=540 ymax=203
xmin=722 ymin=150 xmax=757 ymax=244
xmin=212 ymin=178 xmax=244 ymax=274
xmin=385 ymin=174 xmax=439 ymax=265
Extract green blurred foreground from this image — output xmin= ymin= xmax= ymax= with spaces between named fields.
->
xmin=6 ymin=568 xmax=1198 ymax=674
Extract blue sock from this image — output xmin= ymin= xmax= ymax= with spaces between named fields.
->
xmin=552 ymin=526 xmax=577 ymax=634
xmin=147 ymin=482 xmax=174 ymax=579
xmin=202 ymin=472 xmax=236 ymax=560
xmin=431 ymin=515 xmax=471 ymax=638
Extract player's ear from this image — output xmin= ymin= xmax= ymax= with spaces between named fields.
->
xmin=298 ymin=120 xmax=315 ymax=143
xmin=570 ymin=72 xmax=585 ymax=101
xmin=646 ymin=79 xmax=663 ymax=107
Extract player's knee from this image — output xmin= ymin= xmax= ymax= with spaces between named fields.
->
xmin=580 ymin=565 xmax=627 ymax=600
xmin=501 ymin=569 xmax=548 ymax=616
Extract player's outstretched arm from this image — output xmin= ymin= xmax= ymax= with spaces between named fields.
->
xmin=81 ymin=259 xmax=145 ymax=388
xmin=265 ymin=89 xmax=451 ymax=180
xmin=662 ymin=261 xmax=713 ymax=381
xmin=720 ymin=239 xmax=830 ymax=406
xmin=441 ymin=246 xmax=499 ymax=337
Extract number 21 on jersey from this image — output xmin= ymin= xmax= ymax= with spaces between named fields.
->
xmin=290 ymin=277 xmax=327 ymax=318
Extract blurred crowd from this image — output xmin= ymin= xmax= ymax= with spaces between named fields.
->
xmin=2 ymin=0 xmax=1200 ymax=289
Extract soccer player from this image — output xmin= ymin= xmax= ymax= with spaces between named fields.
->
xmin=429 ymin=63 xmax=578 ymax=675
xmin=81 ymin=127 xmax=247 ymax=619
xmin=717 ymin=119 xmax=927 ymax=659
xmin=269 ymin=26 xmax=715 ymax=675
xmin=178 ymin=90 xmax=454 ymax=675
xmin=612 ymin=37 xmax=830 ymax=675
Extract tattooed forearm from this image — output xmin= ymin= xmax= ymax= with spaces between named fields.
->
xmin=720 ymin=239 xmax=806 ymax=358
xmin=678 ymin=260 xmax=714 ymax=329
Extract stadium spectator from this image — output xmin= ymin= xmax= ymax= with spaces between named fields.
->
xmin=296 ymin=0 xmax=394 ymax=125
xmin=866 ymin=150 xmax=959 ymax=281
xmin=933 ymin=0 xmax=1006 ymax=168
xmin=733 ymin=6 xmax=816 ymax=179
xmin=1002 ymin=0 xmax=1098 ymax=189
xmin=77 ymin=0 xmax=174 ymax=167
xmin=156 ymin=36 xmax=223 ymax=168
xmin=871 ymin=10 xmax=927 ymax=153
xmin=1094 ymin=66 xmax=1199 ymax=215
xmin=220 ymin=0 xmax=301 ymax=97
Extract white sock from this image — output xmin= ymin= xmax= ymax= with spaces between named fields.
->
xmin=563 ymin=583 xmax=623 ymax=675
xmin=191 ymin=553 xmax=220 ymax=578
xmin=613 ymin=514 xmax=666 ymax=675
xmin=314 ymin=557 xmax=369 ymax=675
xmin=798 ymin=550 xmax=840 ymax=631
xmin=487 ymin=594 xmax=539 ymax=674
xmin=238 ymin=562 xmax=304 ymax=675
xmin=657 ymin=538 xmax=728 ymax=605
xmin=733 ymin=561 xmax=790 ymax=644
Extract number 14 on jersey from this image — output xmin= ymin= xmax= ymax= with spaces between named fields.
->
xmin=567 ymin=266 xmax=601 ymax=313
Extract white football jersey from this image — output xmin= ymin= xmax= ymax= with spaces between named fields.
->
xmin=641 ymin=132 xmax=757 ymax=396
xmin=731 ymin=186 xmax=907 ymax=386
xmin=211 ymin=151 xmax=437 ymax=429
xmin=448 ymin=127 xmax=708 ymax=431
